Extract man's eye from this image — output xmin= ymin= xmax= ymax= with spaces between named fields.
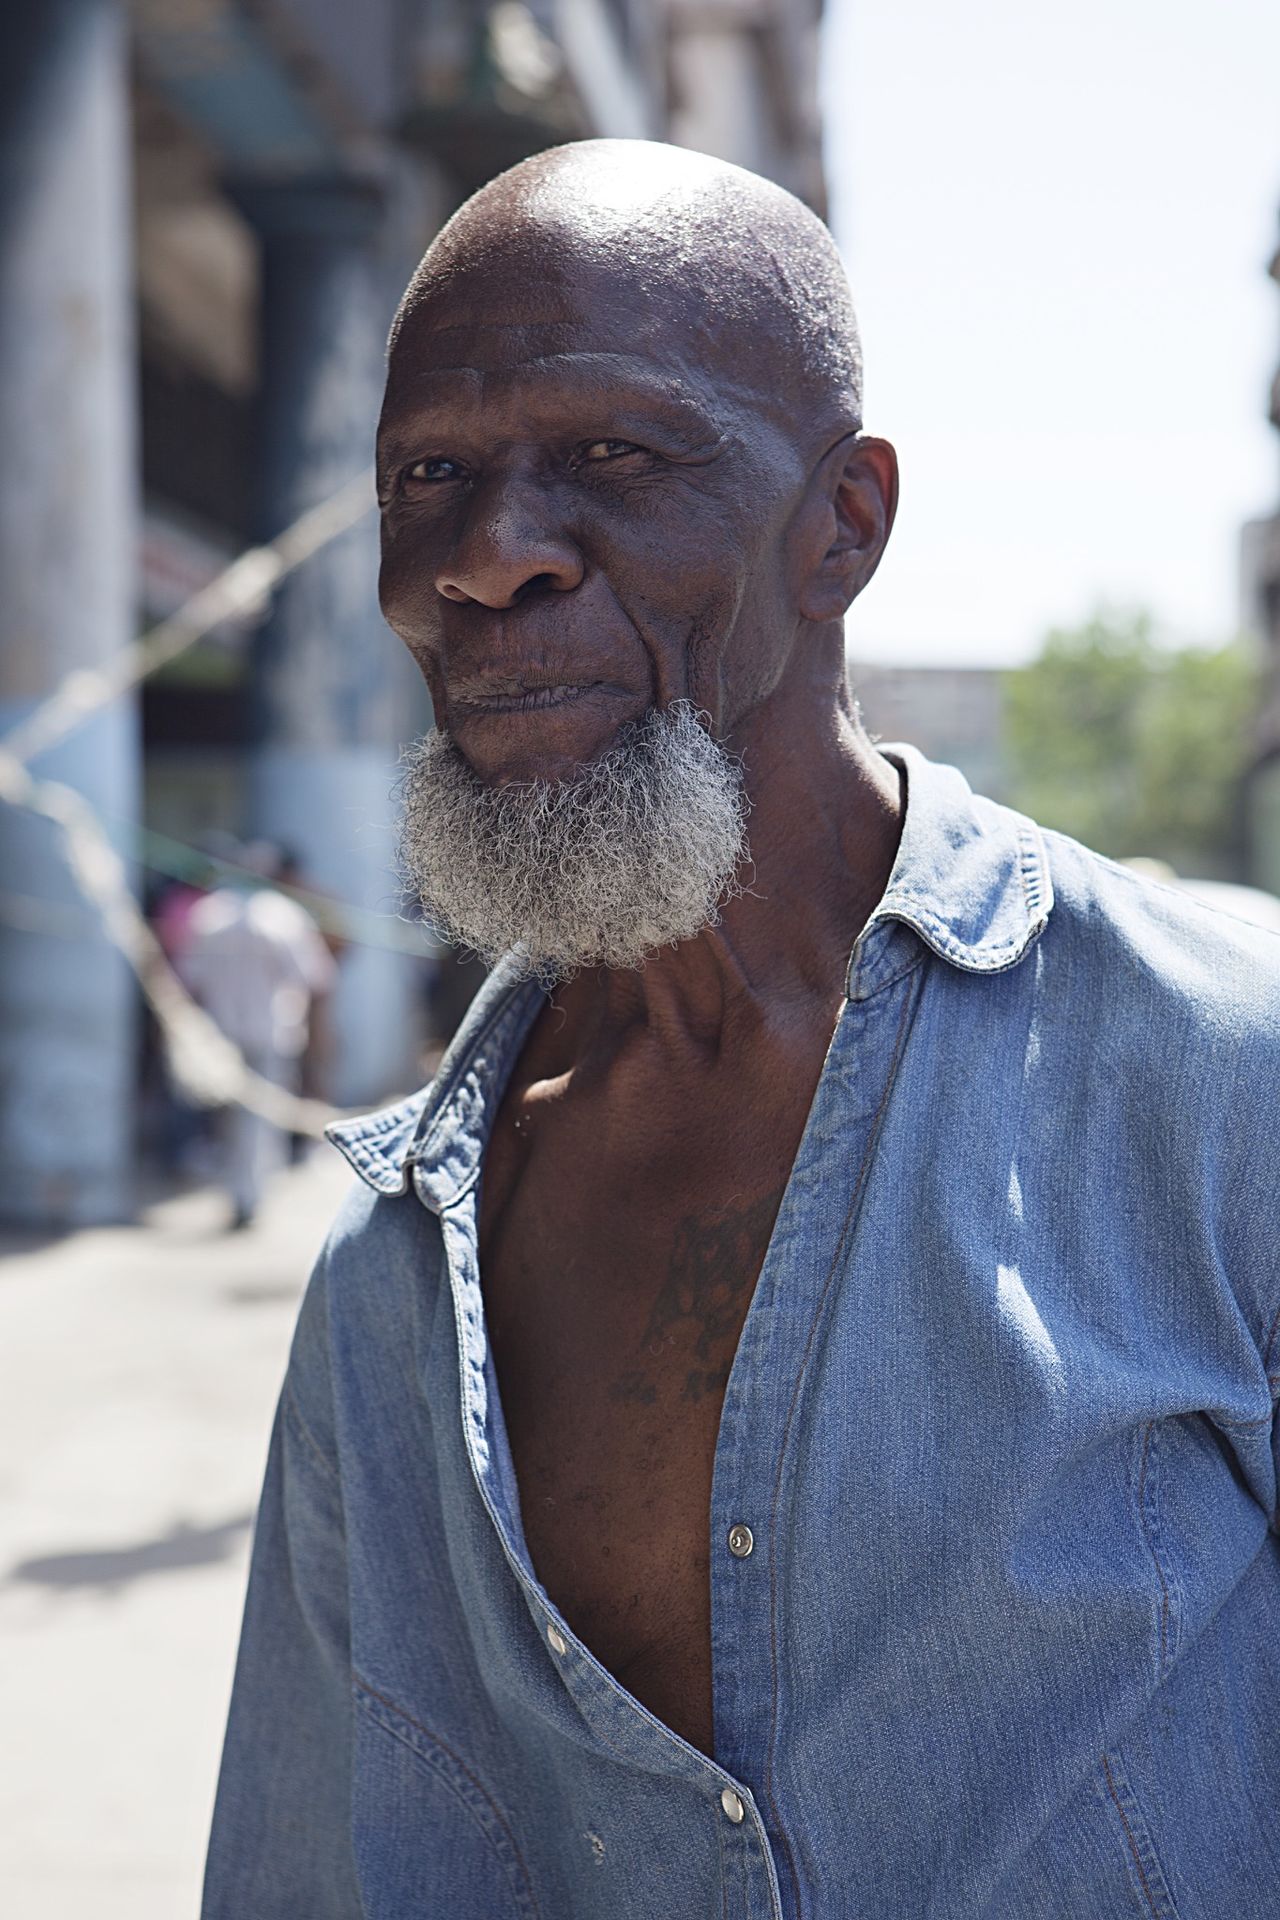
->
xmin=405 ymin=457 xmax=462 ymax=485
xmin=580 ymin=439 xmax=642 ymax=462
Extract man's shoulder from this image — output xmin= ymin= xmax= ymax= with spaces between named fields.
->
xmin=1036 ymin=823 xmax=1280 ymax=1059
xmin=300 ymin=1124 xmax=446 ymax=1373
xmin=1042 ymin=824 xmax=1280 ymax=976
xmin=307 ymin=1147 xmax=430 ymax=1291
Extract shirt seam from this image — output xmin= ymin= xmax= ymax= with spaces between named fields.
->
xmin=846 ymin=934 xmax=928 ymax=1002
xmin=1017 ymin=820 xmax=1050 ymax=917
xmin=1260 ymin=1298 xmax=1280 ymax=1382
xmin=1211 ymin=1407 xmax=1274 ymax=1432
xmin=1136 ymin=1421 xmax=1174 ymax=1675
xmin=1101 ymin=1749 xmax=1181 ymax=1920
xmin=352 ymin=1674 xmax=542 ymax=1918
xmin=282 ymin=1380 xmax=340 ymax=1488
xmin=875 ymin=894 xmax=1041 ymax=970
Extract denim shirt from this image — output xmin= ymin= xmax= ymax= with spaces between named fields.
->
xmin=203 ymin=746 xmax=1280 ymax=1920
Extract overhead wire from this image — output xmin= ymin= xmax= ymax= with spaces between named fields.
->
xmin=0 ymin=466 xmax=415 ymax=1137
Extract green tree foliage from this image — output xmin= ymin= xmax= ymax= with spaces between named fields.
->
xmin=1002 ymin=612 xmax=1259 ymax=874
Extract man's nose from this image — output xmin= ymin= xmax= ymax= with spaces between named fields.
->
xmin=435 ymin=480 xmax=585 ymax=608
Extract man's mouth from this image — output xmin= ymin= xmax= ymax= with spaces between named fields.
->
xmin=450 ymin=682 xmax=602 ymax=717
xmin=442 ymin=674 xmax=643 ymax=779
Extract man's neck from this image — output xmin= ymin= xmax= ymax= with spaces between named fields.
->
xmin=536 ymin=668 xmax=902 ymax=1070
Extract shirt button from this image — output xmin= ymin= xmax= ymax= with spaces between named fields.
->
xmin=727 ymin=1523 xmax=754 ymax=1559
xmin=720 ymin=1787 xmax=746 ymax=1824
xmin=546 ymin=1623 xmax=567 ymax=1656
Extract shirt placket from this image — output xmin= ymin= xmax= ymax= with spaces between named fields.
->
xmin=708 ymin=932 xmax=925 ymax=1920
xmin=431 ymin=1165 xmax=785 ymax=1917
xmin=412 ymin=933 xmax=924 ymax=1920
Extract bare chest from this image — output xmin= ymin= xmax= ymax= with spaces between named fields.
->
xmin=479 ymin=1119 xmax=795 ymax=1753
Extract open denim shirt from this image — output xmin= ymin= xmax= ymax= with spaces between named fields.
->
xmin=203 ymin=746 xmax=1280 ymax=1920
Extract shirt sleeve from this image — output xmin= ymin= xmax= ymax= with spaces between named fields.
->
xmin=201 ymin=1255 xmax=362 ymax=1919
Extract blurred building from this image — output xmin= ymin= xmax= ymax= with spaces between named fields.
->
xmin=852 ymin=663 xmax=1009 ymax=802
xmin=665 ymin=0 xmax=826 ymax=212
xmin=1244 ymin=208 xmax=1280 ymax=893
xmin=0 ymin=0 xmax=828 ymax=1224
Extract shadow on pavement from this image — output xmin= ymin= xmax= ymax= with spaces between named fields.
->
xmin=4 ymin=1512 xmax=254 ymax=1593
xmin=222 ymin=1280 xmax=303 ymax=1307
xmin=0 ymin=1224 xmax=78 ymax=1261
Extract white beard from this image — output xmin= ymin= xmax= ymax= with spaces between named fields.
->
xmin=396 ymin=701 xmax=749 ymax=981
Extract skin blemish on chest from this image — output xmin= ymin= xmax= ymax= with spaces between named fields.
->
xmin=612 ymin=1187 xmax=786 ymax=1406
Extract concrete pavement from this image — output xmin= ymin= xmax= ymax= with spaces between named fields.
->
xmin=0 ymin=1146 xmax=358 ymax=1919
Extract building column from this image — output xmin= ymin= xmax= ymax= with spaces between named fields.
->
xmin=238 ymin=181 xmax=430 ymax=1107
xmin=0 ymin=0 xmax=139 ymax=1224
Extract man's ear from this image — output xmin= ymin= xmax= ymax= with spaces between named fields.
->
xmin=795 ymin=434 xmax=899 ymax=624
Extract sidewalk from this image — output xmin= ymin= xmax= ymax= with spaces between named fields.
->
xmin=0 ymin=1147 xmax=357 ymax=1919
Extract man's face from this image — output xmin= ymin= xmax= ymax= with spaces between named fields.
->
xmin=376 ymin=246 xmax=810 ymax=787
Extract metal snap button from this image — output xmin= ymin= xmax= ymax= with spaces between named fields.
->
xmin=720 ymin=1787 xmax=746 ymax=1824
xmin=546 ymin=1623 xmax=567 ymax=1656
xmin=727 ymin=1523 xmax=754 ymax=1559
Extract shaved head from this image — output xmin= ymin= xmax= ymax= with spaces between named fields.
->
xmin=388 ymin=140 xmax=862 ymax=437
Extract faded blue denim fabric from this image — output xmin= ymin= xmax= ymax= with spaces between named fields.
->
xmin=203 ymin=745 xmax=1280 ymax=1920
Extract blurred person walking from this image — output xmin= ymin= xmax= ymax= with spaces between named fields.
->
xmin=273 ymin=847 xmax=348 ymax=1163
xmin=181 ymin=844 xmax=337 ymax=1229
xmin=143 ymin=837 xmax=232 ymax=1173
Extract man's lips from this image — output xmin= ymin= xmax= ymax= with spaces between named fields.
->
xmin=444 ymin=676 xmax=643 ymax=779
xmin=450 ymin=682 xmax=598 ymax=716
xmin=447 ymin=679 xmax=632 ymax=719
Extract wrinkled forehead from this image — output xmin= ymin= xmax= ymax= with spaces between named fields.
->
xmin=383 ymin=237 xmax=811 ymax=436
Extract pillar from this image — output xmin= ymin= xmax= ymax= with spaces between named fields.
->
xmin=0 ymin=0 xmax=139 ymax=1224
xmin=238 ymin=180 xmax=430 ymax=1107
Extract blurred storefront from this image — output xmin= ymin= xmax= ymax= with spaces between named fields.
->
xmin=0 ymin=0 xmax=827 ymax=1224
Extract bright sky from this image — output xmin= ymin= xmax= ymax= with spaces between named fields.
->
xmin=821 ymin=0 xmax=1280 ymax=665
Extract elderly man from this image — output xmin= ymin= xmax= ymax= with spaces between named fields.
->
xmin=204 ymin=142 xmax=1280 ymax=1919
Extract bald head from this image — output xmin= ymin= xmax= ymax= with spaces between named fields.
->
xmin=376 ymin=136 xmax=898 ymax=802
xmin=389 ymin=140 xmax=862 ymax=435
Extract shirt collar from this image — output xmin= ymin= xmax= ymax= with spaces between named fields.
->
xmin=327 ymin=744 xmax=1053 ymax=1196
xmin=325 ymin=953 xmax=541 ymax=1203
xmin=850 ymin=741 xmax=1053 ymax=995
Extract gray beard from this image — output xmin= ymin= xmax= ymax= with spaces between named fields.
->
xmin=396 ymin=702 xmax=749 ymax=982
